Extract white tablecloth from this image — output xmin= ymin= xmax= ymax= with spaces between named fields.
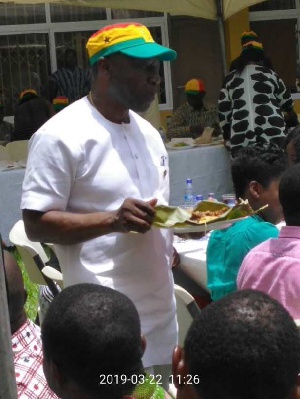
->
xmin=0 ymin=145 xmax=233 ymax=245
xmin=0 ymin=168 xmax=24 ymax=245
xmin=168 ymin=144 xmax=233 ymax=206
xmin=173 ymin=235 xmax=210 ymax=292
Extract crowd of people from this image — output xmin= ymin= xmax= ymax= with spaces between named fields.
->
xmin=2 ymin=22 xmax=300 ymax=399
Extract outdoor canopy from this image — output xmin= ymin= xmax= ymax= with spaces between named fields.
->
xmin=0 ymin=0 xmax=266 ymax=20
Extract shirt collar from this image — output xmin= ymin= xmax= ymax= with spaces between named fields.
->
xmin=279 ymin=225 xmax=300 ymax=239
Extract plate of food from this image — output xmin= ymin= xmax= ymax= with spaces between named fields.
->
xmin=173 ymin=217 xmax=246 ymax=233
xmin=154 ymin=200 xmax=260 ymax=233
xmin=165 ymin=138 xmax=195 ymax=150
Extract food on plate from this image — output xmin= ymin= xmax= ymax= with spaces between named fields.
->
xmin=190 ymin=207 xmax=228 ymax=224
xmin=194 ymin=127 xmax=214 ymax=145
xmin=173 ymin=142 xmax=189 ymax=147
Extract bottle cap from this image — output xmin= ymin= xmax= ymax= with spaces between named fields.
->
xmin=196 ymin=195 xmax=203 ymax=201
xmin=186 ymin=178 xmax=192 ymax=183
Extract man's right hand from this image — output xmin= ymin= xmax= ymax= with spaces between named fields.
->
xmin=113 ymin=198 xmax=158 ymax=234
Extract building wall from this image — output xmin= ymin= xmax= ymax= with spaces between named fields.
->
xmin=169 ymin=16 xmax=224 ymax=109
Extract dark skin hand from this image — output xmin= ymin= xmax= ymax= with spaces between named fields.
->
xmin=23 ymin=198 xmax=158 ymax=245
xmin=114 ymin=197 xmax=157 ymax=233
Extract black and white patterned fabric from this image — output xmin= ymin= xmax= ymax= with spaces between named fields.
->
xmin=219 ymin=64 xmax=293 ymax=152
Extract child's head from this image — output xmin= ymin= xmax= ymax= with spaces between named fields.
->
xmin=173 ymin=290 xmax=300 ymax=399
xmin=42 ymin=284 xmax=145 ymax=399
xmin=231 ymin=145 xmax=288 ymax=224
xmin=279 ymin=163 xmax=300 ymax=226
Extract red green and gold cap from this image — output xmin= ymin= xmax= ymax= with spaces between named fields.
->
xmin=242 ymin=40 xmax=264 ymax=52
xmin=53 ymin=96 xmax=69 ymax=111
xmin=241 ymin=30 xmax=258 ymax=45
xmin=19 ymin=89 xmax=38 ymax=101
xmin=86 ymin=22 xmax=177 ymax=65
xmin=184 ymin=79 xmax=206 ymax=95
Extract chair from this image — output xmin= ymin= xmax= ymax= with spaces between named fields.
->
xmin=9 ymin=220 xmax=63 ymax=296
xmin=6 ymin=140 xmax=29 ymax=162
xmin=0 ymin=145 xmax=9 ymax=161
xmin=174 ymin=284 xmax=201 ymax=346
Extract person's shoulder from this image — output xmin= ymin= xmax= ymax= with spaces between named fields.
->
xmin=173 ymin=102 xmax=190 ymax=113
xmin=244 ymin=217 xmax=279 ymax=244
xmin=33 ymin=98 xmax=90 ymax=141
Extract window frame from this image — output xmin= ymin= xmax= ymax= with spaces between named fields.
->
xmin=0 ymin=5 xmax=173 ymax=111
xmin=249 ymin=0 xmax=300 ymax=100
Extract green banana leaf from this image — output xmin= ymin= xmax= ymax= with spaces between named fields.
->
xmin=153 ymin=205 xmax=191 ymax=228
xmin=153 ymin=201 xmax=256 ymax=228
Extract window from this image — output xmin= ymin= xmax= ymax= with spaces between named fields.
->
xmin=0 ymin=4 xmax=46 ymax=25
xmin=50 ymin=4 xmax=106 ymax=22
xmin=249 ymin=0 xmax=300 ymax=97
xmin=0 ymin=5 xmax=173 ymax=115
xmin=0 ymin=33 xmax=50 ymax=114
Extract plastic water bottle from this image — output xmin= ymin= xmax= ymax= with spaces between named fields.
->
xmin=207 ymin=192 xmax=218 ymax=202
xmin=184 ymin=178 xmax=195 ymax=208
xmin=195 ymin=194 xmax=204 ymax=205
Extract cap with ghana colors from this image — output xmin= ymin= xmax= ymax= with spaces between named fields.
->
xmin=86 ymin=22 xmax=177 ymax=65
xmin=184 ymin=79 xmax=206 ymax=95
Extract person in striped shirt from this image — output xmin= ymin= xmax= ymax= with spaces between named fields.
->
xmin=49 ymin=48 xmax=91 ymax=103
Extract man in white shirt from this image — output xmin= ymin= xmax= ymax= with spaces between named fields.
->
xmin=21 ymin=22 xmax=177 ymax=384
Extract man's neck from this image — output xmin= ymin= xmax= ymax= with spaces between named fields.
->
xmin=89 ymin=91 xmax=130 ymax=124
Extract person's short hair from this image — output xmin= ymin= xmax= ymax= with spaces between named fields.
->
xmin=42 ymin=283 xmax=144 ymax=399
xmin=231 ymin=144 xmax=287 ymax=198
xmin=279 ymin=163 xmax=300 ymax=224
xmin=184 ymin=290 xmax=300 ymax=399
xmin=286 ymin=125 xmax=300 ymax=164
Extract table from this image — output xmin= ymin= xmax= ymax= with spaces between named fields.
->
xmin=0 ymin=145 xmax=233 ymax=245
xmin=173 ymin=235 xmax=209 ymax=292
xmin=168 ymin=144 xmax=233 ymax=206
xmin=0 ymin=168 xmax=24 ymax=245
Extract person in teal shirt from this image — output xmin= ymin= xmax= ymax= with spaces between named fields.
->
xmin=207 ymin=144 xmax=288 ymax=301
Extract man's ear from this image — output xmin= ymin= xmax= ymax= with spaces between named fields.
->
xmin=249 ymin=180 xmax=261 ymax=200
xmin=97 ymin=58 xmax=110 ymax=75
xmin=172 ymin=346 xmax=188 ymax=389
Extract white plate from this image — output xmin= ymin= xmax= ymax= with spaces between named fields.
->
xmin=194 ymin=141 xmax=223 ymax=147
xmin=173 ymin=217 xmax=247 ymax=233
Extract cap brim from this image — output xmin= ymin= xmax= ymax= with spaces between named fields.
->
xmin=120 ymin=42 xmax=177 ymax=61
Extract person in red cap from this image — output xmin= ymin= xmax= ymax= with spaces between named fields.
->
xmin=167 ymin=78 xmax=220 ymax=140
xmin=21 ymin=22 xmax=177 ymax=387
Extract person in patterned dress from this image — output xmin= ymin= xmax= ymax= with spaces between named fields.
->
xmin=167 ymin=78 xmax=220 ymax=140
xmin=49 ymin=49 xmax=91 ymax=103
xmin=219 ymin=41 xmax=298 ymax=157
xmin=4 ymin=249 xmax=58 ymax=399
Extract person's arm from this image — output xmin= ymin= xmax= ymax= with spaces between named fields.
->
xmin=23 ymin=197 xmax=157 ymax=245
xmin=273 ymin=73 xmax=298 ymax=128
